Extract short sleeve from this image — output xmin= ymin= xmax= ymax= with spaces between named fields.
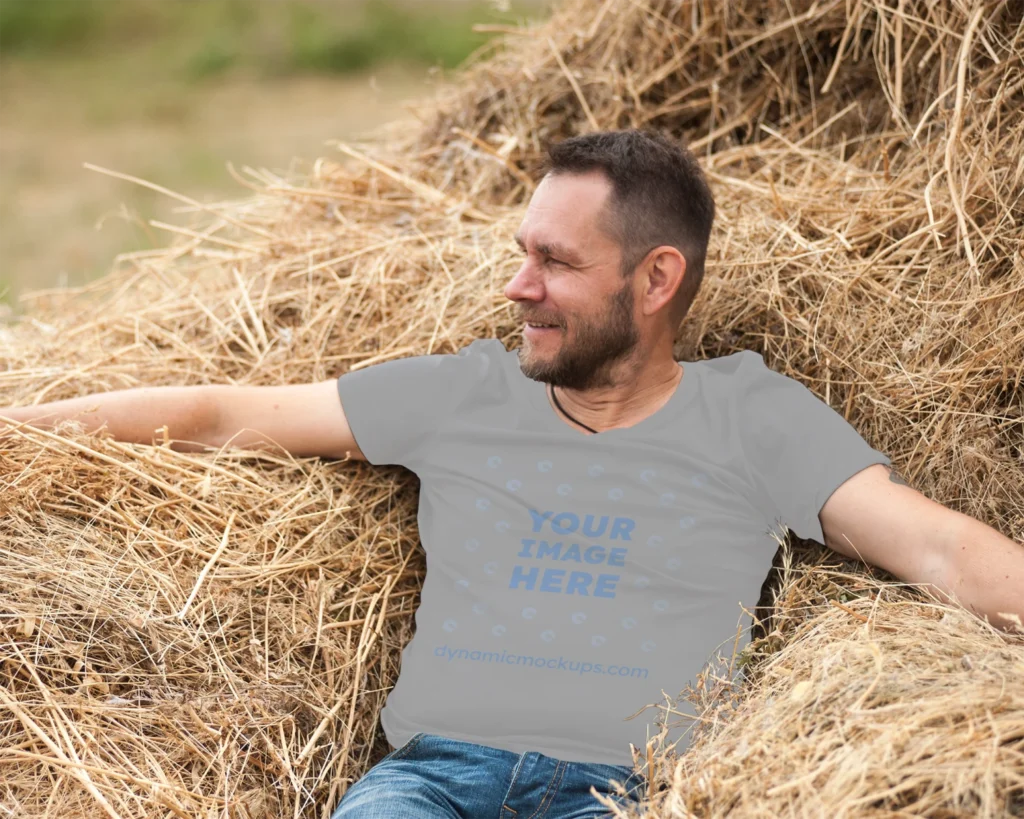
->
xmin=734 ymin=351 xmax=891 ymax=543
xmin=336 ymin=338 xmax=492 ymax=469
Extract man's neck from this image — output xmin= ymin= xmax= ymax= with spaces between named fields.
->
xmin=547 ymin=362 xmax=684 ymax=433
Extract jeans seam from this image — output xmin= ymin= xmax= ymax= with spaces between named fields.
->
xmin=500 ymin=754 xmax=528 ymax=816
xmin=389 ymin=731 xmax=426 ymax=761
xmin=525 ymin=759 xmax=566 ymax=819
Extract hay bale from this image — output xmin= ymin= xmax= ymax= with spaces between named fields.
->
xmin=1 ymin=0 xmax=1022 ymax=816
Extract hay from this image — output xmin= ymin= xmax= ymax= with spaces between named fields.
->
xmin=1 ymin=0 xmax=1023 ymax=816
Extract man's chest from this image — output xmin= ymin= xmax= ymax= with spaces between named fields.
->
xmin=414 ymin=434 xmax=776 ymax=614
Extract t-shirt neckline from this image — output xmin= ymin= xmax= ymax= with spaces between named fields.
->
xmin=513 ymin=353 xmax=701 ymax=439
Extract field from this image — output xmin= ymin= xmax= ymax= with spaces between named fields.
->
xmin=0 ymin=0 xmax=547 ymax=305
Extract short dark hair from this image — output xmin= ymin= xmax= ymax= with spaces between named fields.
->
xmin=542 ymin=129 xmax=715 ymax=327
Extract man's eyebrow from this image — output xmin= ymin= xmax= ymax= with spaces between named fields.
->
xmin=513 ymin=233 xmax=585 ymax=265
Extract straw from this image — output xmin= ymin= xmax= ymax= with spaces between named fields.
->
xmin=1 ymin=0 xmax=1022 ymax=816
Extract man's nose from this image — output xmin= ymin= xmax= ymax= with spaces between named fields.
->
xmin=504 ymin=259 xmax=543 ymax=302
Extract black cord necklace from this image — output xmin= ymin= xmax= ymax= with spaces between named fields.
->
xmin=548 ymin=384 xmax=598 ymax=434
xmin=548 ymin=366 xmax=684 ymax=434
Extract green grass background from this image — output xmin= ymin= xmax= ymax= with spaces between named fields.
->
xmin=0 ymin=0 xmax=547 ymax=304
xmin=0 ymin=0 xmax=534 ymax=78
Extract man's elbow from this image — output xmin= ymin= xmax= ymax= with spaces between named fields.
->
xmin=170 ymin=386 xmax=225 ymax=452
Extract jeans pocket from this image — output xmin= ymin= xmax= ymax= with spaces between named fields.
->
xmin=381 ymin=731 xmax=426 ymax=762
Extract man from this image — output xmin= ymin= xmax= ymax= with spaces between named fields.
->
xmin=2 ymin=130 xmax=1021 ymax=819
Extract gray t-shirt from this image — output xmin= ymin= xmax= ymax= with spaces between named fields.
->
xmin=336 ymin=338 xmax=890 ymax=765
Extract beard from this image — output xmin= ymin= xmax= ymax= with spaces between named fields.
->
xmin=517 ymin=277 xmax=640 ymax=391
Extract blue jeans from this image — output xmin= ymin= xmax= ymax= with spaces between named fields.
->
xmin=331 ymin=732 xmax=648 ymax=818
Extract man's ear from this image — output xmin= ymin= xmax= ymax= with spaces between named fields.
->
xmin=642 ymin=246 xmax=686 ymax=318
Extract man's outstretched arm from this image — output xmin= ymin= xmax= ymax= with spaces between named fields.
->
xmin=819 ymin=463 xmax=1024 ymax=633
xmin=939 ymin=511 xmax=1024 ymax=632
xmin=0 ymin=380 xmax=366 ymax=461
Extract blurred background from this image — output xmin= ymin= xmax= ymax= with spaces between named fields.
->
xmin=0 ymin=0 xmax=548 ymax=305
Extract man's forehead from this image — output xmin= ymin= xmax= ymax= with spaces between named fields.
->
xmin=531 ymin=170 xmax=611 ymax=217
xmin=514 ymin=174 xmax=616 ymax=259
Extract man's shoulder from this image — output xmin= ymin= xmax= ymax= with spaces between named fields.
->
xmin=688 ymin=350 xmax=804 ymax=409
xmin=691 ymin=349 xmax=764 ymax=378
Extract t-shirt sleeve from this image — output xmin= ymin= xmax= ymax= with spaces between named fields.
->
xmin=335 ymin=338 xmax=490 ymax=469
xmin=734 ymin=350 xmax=891 ymax=543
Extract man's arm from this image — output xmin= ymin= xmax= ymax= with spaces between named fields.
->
xmin=0 ymin=387 xmax=218 ymax=452
xmin=819 ymin=464 xmax=1024 ymax=633
xmin=0 ymin=381 xmax=365 ymax=461
xmin=940 ymin=513 xmax=1024 ymax=632
xmin=206 ymin=381 xmax=366 ymax=459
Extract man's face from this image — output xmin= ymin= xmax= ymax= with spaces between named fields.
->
xmin=504 ymin=170 xmax=640 ymax=391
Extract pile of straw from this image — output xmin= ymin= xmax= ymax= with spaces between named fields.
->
xmin=2 ymin=0 xmax=1022 ymax=816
